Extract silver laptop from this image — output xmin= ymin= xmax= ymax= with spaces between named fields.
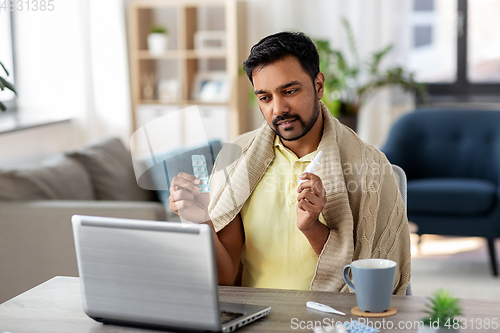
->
xmin=72 ymin=215 xmax=271 ymax=332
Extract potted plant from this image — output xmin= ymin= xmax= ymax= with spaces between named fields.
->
xmin=419 ymin=289 xmax=463 ymax=333
xmin=147 ymin=24 xmax=169 ymax=55
xmin=0 ymin=61 xmax=17 ymax=111
xmin=315 ymin=18 xmax=428 ymax=131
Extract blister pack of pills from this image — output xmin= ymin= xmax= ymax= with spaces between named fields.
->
xmin=344 ymin=320 xmax=379 ymax=333
xmin=192 ymin=155 xmax=210 ymax=193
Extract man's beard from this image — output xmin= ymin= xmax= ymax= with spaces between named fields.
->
xmin=271 ymin=98 xmax=321 ymax=142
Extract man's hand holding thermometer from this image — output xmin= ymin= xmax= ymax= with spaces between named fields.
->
xmin=296 ymin=151 xmax=328 ymax=241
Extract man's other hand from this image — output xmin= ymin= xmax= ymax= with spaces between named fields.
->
xmin=169 ymin=172 xmax=210 ymax=223
xmin=296 ymin=172 xmax=327 ymax=231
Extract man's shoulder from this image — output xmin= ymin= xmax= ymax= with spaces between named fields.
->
xmin=336 ymin=123 xmax=390 ymax=171
xmin=214 ymin=127 xmax=263 ymax=165
xmin=231 ymin=127 xmax=261 ymax=147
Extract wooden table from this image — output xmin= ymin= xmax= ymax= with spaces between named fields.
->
xmin=0 ymin=277 xmax=498 ymax=332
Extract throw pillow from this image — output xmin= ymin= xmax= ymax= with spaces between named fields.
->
xmin=67 ymin=137 xmax=156 ymax=201
xmin=0 ymin=154 xmax=95 ymax=200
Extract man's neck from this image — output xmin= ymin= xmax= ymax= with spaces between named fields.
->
xmin=280 ymin=111 xmax=324 ymax=159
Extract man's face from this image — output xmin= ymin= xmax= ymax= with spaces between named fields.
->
xmin=252 ymin=56 xmax=324 ymax=142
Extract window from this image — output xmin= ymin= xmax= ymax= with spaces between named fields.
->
xmin=414 ymin=25 xmax=433 ymax=48
xmin=407 ymin=0 xmax=457 ymax=83
xmin=0 ymin=10 xmax=17 ymax=111
xmin=405 ymin=0 xmax=500 ymax=99
xmin=467 ymin=0 xmax=500 ymax=83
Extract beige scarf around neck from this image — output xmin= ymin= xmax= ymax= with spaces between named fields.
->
xmin=208 ymin=102 xmax=411 ymax=295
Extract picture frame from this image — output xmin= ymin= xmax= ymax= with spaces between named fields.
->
xmin=158 ymin=79 xmax=180 ymax=103
xmin=191 ymin=71 xmax=230 ymax=103
xmin=194 ymin=31 xmax=226 ymax=51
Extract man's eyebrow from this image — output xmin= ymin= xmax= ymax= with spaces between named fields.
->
xmin=278 ymin=81 xmax=302 ymax=90
xmin=254 ymin=81 xmax=302 ymax=95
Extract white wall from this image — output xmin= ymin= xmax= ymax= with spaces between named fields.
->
xmin=0 ymin=122 xmax=78 ymax=166
xmin=1 ymin=0 xmax=88 ymax=166
xmin=87 ymin=0 xmax=133 ymax=143
xmin=1 ymin=0 xmax=132 ymax=166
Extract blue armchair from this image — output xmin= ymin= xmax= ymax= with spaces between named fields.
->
xmin=382 ymin=109 xmax=500 ymax=276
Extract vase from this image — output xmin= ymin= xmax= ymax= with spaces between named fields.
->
xmin=147 ymin=33 xmax=168 ymax=55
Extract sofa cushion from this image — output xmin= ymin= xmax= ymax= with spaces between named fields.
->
xmin=0 ymin=155 xmax=95 ymax=200
xmin=68 ymin=138 xmax=156 ymax=201
xmin=407 ymin=178 xmax=497 ymax=215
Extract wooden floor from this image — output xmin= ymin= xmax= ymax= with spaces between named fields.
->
xmin=410 ymin=235 xmax=500 ymax=300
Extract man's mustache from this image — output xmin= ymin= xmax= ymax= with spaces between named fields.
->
xmin=273 ymin=115 xmax=301 ymax=127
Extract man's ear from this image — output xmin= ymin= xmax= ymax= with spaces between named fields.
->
xmin=315 ymin=72 xmax=325 ymax=100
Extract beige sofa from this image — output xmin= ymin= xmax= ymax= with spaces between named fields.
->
xmin=0 ymin=138 xmax=169 ymax=303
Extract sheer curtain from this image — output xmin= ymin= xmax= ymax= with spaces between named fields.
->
xmin=85 ymin=0 xmax=133 ymax=144
xmin=347 ymin=0 xmax=415 ymax=148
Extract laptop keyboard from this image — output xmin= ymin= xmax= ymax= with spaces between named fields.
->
xmin=220 ymin=311 xmax=244 ymax=324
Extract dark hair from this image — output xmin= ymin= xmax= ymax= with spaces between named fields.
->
xmin=243 ymin=31 xmax=320 ymax=84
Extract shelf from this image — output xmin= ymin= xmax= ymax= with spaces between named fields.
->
xmin=128 ymin=0 xmax=248 ymax=140
xmin=0 ymin=110 xmax=72 ymax=135
xmin=135 ymin=49 xmax=227 ymax=60
xmin=135 ymin=50 xmax=183 ymax=59
xmin=186 ymin=49 xmax=227 ymax=59
xmin=134 ymin=0 xmax=227 ymax=9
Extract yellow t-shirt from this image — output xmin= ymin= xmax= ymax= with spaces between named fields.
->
xmin=240 ymin=136 xmax=326 ymax=290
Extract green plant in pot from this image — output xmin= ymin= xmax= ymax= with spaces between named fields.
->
xmin=148 ymin=24 xmax=169 ymax=56
xmin=0 ymin=61 xmax=17 ymax=111
xmin=315 ymin=18 xmax=428 ymax=131
xmin=150 ymin=24 xmax=167 ymax=35
xmin=419 ymin=289 xmax=463 ymax=332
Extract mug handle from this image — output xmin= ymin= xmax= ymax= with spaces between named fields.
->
xmin=342 ymin=264 xmax=355 ymax=291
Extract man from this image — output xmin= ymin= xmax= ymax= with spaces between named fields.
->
xmin=169 ymin=32 xmax=411 ymax=294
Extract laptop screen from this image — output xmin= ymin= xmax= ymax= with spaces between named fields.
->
xmin=72 ymin=216 xmax=221 ymax=331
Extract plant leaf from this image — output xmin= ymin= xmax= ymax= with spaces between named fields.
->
xmin=370 ymin=44 xmax=393 ymax=75
xmin=313 ymin=17 xmax=428 ymax=115
xmin=0 ymin=101 xmax=5 ymax=111
xmin=0 ymin=61 xmax=9 ymax=76
xmin=333 ymin=51 xmax=347 ymax=69
xmin=341 ymin=17 xmax=359 ymax=68
xmin=0 ymin=77 xmax=17 ymax=95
